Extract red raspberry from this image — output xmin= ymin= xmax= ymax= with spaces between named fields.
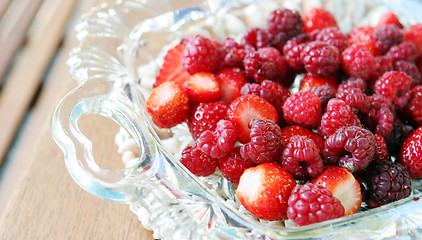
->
xmin=373 ymin=133 xmax=390 ymax=162
xmin=308 ymin=85 xmax=335 ymax=112
xmin=300 ymin=41 xmax=340 ymax=78
xmin=393 ymin=60 xmax=421 ymax=86
xmin=287 ymin=183 xmax=345 ymax=226
xmin=243 ymin=48 xmax=287 ymax=83
xmin=240 ymin=118 xmax=283 ymax=164
xmin=302 ymin=7 xmax=338 ymax=33
xmin=374 ymin=71 xmax=412 ymax=108
xmin=188 ymin=101 xmax=228 ymax=140
xmin=219 ymin=38 xmax=248 ymax=68
xmin=404 ymin=23 xmax=422 ymax=54
xmin=341 ymin=44 xmax=376 ymax=80
xmin=218 ymin=146 xmax=255 ymax=185
xmin=241 ymin=27 xmax=270 ymax=49
xmin=283 ymin=91 xmax=322 ymax=128
xmin=348 ymin=26 xmax=377 ymax=55
xmin=372 ymin=55 xmax=393 ymax=80
xmin=401 ymin=85 xmax=422 ymax=127
xmin=366 ymin=162 xmax=411 ymax=208
xmin=241 ymin=80 xmax=291 ymax=125
xmin=359 ymin=94 xmax=395 ymax=138
xmin=282 ymin=34 xmax=310 ymax=72
xmin=397 ymin=126 xmax=422 ymax=178
xmin=318 ymin=99 xmax=361 ymax=137
xmin=373 ymin=24 xmax=403 ymax=55
xmin=315 ymin=27 xmax=348 ymax=52
xmin=336 ymin=87 xmax=367 ymax=109
xmin=323 ymin=126 xmax=376 ymax=172
xmin=180 ymin=144 xmax=218 ymax=177
xmin=385 ymin=120 xmax=414 ymax=157
xmin=196 ymin=120 xmax=237 ymax=159
xmin=280 ymin=125 xmax=325 ymax=155
xmin=281 ymin=136 xmax=323 ymax=180
xmin=386 ymin=41 xmax=418 ymax=63
xmin=338 ymin=77 xmax=367 ymax=93
xmin=267 ymin=8 xmax=303 ymax=47
xmin=182 ymin=35 xmax=219 ymax=74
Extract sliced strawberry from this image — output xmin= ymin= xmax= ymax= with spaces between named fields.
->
xmin=397 ymin=126 xmax=422 ymax=179
xmin=154 ymin=44 xmax=190 ymax=88
xmin=227 ymin=94 xmax=278 ymax=143
xmin=404 ymin=23 xmax=422 ymax=55
xmin=376 ymin=11 xmax=403 ymax=28
xmin=300 ymin=73 xmax=339 ymax=94
xmin=216 ymin=67 xmax=248 ymax=103
xmin=312 ymin=166 xmax=362 ymax=216
xmin=183 ymin=72 xmax=221 ymax=106
xmin=236 ymin=162 xmax=296 ymax=221
xmin=302 ymin=7 xmax=338 ymax=33
xmin=146 ymin=81 xmax=190 ymax=128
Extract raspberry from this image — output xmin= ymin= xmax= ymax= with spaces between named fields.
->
xmin=401 ymin=85 xmax=422 ymax=127
xmin=366 ymin=162 xmax=411 ymax=208
xmin=282 ymin=34 xmax=310 ymax=72
xmin=302 ymin=7 xmax=338 ymax=33
xmin=188 ymin=101 xmax=228 ymax=140
xmin=267 ymin=8 xmax=303 ymax=47
xmin=372 ymin=55 xmax=393 ymax=80
xmin=348 ymin=26 xmax=377 ymax=55
xmin=218 ymin=146 xmax=254 ymax=185
xmin=393 ymin=60 xmax=421 ymax=86
xmin=359 ymin=94 xmax=394 ymax=138
xmin=180 ymin=144 xmax=218 ymax=177
xmin=196 ymin=120 xmax=237 ymax=159
xmin=283 ymin=91 xmax=322 ymax=128
xmin=385 ymin=120 xmax=414 ymax=157
xmin=240 ymin=118 xmax=283 ymax=164
xmin=397 ymin=126 xmax=422 ymax=178
xmin=287 ymin=183 xmax=345 ymax=226
xmin=308 ymin=85 xmax=335 ymax=112
xmin=336 ymin=87 xmax=367 ymax=109
xmin=374 ymin=71 xmax=412 ymax=109
xmin=243 ymin=48 xmax=287 ymax=83
xmin=219 ymin=38 xmax=249 ymax=68
xmin=279 ymin=125 xmax=325 ymax=155
xmin=300 ymin=41 xmax=341 ymax=78
xmin=373 ymin=24 xmax=403 ymax=55
xmin=241 ymin=28 xmax=270 ymax=49
xmin=241 ymin=80 xmax=291 ymax=125
xmin=337 ymin=78 xmax=367 ymax=94
xmin=386 ymin=41 xmax=418 ymax=63
xmin=281 ymin=136 xmax=324 ymax=180
xmin=341 ymin=44 xmax=376 ymax=80
xmin=323 ymin=126 xmax=376 ymax=172
xmin=318 ymin=99 xmax=361 ymax=137
xmin=182 ymin=35 xmax=219 ymax=74
xmin=374 ymin=134 xmax=390 ymax=162
xmin=315 ymin=27 xmax=348 ymax=52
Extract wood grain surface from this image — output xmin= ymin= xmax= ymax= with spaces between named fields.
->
xmin=0 ymin=0 xmax=154 ymax=239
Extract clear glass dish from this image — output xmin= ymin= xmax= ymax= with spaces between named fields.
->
xmin=51 ymin=0 xmax=422 ymax=239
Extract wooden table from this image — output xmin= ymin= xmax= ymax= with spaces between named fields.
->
xmin=0 ymin=0 xmax=154 ymax=239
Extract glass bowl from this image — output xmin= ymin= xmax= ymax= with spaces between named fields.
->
xmin=51 ymin=0 xmax=422 ymax=239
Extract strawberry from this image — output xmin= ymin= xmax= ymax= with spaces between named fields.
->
xmin=404 ymin=23 xmax=422 ymax=55
xmin=236 ymin=162 xmax=296 ymax=221
xmin=227 ymin=94 xmax=278 ymax=143
xmin=302 ymin=7 xmax=338 ymax=33
xmin=312 ymin=166 xmax=362 ymax=216
xmin=183 ymin=72 xmax=221 ymax=106
xmin=154 ymin=44 xmax=190 ymax=88
xmin=397 ymin=126 xmax=422 ymax=179
xmin=146 ymin=81 xmax=190 ymax=128
xmin=216 ymin=68 xmax=248 ymax=103
xmin=299 ymin=73 xmax=339 ymax=94
xmin=376 ymin=11 xmax=403 ymax=28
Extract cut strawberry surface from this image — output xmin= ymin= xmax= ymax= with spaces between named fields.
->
xmin=227 ymin=94 xmax=278 ymax=143
xmin=300 ymin=73 xmax=339 ymax=94
xmin=216 ymin=68 xmax=248 ymax=103
xmin=183 ymin=72 xmax=221 ymax=106
xmin=146 ymin=81 xmax=190 ymax=128
xmin=236 ymin=162 xmax=296 ymax=221
xmin=312 ymin=166 xmax=362 ymax=216
xmin=154 ymin=44 xmax=190 ymax=88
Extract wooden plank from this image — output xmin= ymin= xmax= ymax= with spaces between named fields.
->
xmin=0 ymin=0 xmax=77 ymax=164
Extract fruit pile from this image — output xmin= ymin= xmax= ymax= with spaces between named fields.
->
xmin=145 ymin=6 xmax=422 ymax=226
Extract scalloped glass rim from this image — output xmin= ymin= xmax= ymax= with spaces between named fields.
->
xmin=60 ymin=0 xmax=422 ymax=239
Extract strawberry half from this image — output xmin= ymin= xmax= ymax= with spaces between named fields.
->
xmin=397 ymin=126 xmax=422 ymax=179
xmin=183 ymin=72 xmax=221 ymax=106
xmin=300 ymin=73 xmax=339 ymax=94
xmin=216 ymin=67 xmax=248 ymax=103
xmin=312 ymin=166 xmax=362 ymax=216
xmin=146 ymin=81 xmax=190 ymax=128
xmin=154 ymin=44 xmax=190 ymax=88
xmin=227 ymin=94 xmax=278 ymax=143
xmin=236 ymin=162 xmax=296 ymax=221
